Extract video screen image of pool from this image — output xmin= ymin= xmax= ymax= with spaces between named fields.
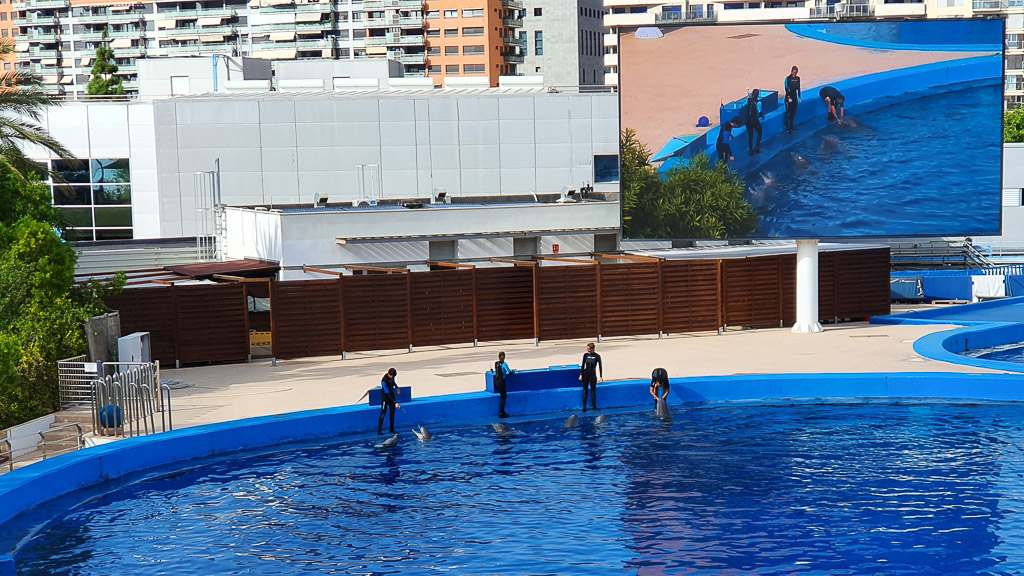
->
xmin=13 ymin=402 xmax=1024 ymax=575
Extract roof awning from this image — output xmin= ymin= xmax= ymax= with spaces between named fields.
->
xmin=296 ymin=28 xmax=321 ymax=36
xmin=156 ymin=19 xmax=176 ymax=29
xmin=198 ymin=16 xmax=224 ymax=26
xmin=263 ymin=0 xmax=294 ymax=6
xmin=200 ymin=34 xmax=225 ymax=42
xmin=295 ymin=12 xmax=321 ymax=22
xmin=269 ymin=31 xmax=295 ymax=41
xmin=41 ymin=57 xmax=57 ymax=65
xmin=166 ymin=259 xmax=280 ymax=278
xmin=79 ymin=56 xmax=92 ymax=66
xmin=110 ymin=38 xmax=133 ymax=49
xmin=109 ymin=4 xmax=132 ymax=11
xmin=14 ymin=43 xmax=28 ymax=52
xmin=59 ymin=77 xmax=73 ymax=84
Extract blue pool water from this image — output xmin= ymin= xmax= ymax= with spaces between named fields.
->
xmin=965 ymin=343 xmax=1024 ymax=364
xmin=12 ymin=403 xmax=1024 ymax=575
xmin=745 ymin=85 xmax=1001 ymax=238
xmin=809 ymin=20 xmax=1003 ymax=48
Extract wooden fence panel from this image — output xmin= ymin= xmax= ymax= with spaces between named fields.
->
xmin=174 ymin=283 xmax=249 ymax=364
xmin=103 ymin=287 xmax=177 ymax=365
xmin=781 ymin=255 xmax=797 ymax=325
xmin=410 ymin=270 xmax=475 ymax=346
xmin=817 ymin=251 xmax=837 ymax=322
xmin=342 ymin=274 xmax=410 ymax=352
xmin=661 ymin=260 xmax=721 ymax=333
xmin=834 ymin=248 xmax=892 ymax=319
xmin=475 ymin=266 xmax=535 ymax=342
xmin=722 ymin=255 xmax=784 ymax=327
xmin=271 ymin=280 xmax=342 ymax=359
xmin=599 ymin=262 xmax=660 ymax=337
xmin=536 ymin=265 xmax=599 ymax=341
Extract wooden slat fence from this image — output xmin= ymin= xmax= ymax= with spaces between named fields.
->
xmin=271 ymin=279 xmax=342 ymax=359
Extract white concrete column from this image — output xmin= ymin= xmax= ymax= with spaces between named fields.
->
xmin=792 ymin=239 xmax=823 ymax=334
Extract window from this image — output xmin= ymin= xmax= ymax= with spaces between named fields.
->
xmin=462 ymin=26 xmax=483 ymax=36
xmin=91 ymin=159 xmax=130 ymax=184
xmin=534 ymin=30 xmax=543 ymax=55
xmin=428 ymin=65 xmax=441 ymax=74
xmin=463 ymin=44 xmax=484 ymax=55
xmin=427 ymin=46 xmax=440 ymax=55
xmin=445 ymin=64 xmax=459 ymax=74
xmin=444 ymin=45 xmax=458 ymax=55
xmin=2 ymin=62 xmax=8 ymax=69
xmin=352 ymin=11 xmax=364 ymax=20
xmin=1 ymin=30 xmax=6 ymax=37
xmin=338 ymin=29 xmax=350 ymax=39
xmin=427 ymin=28 xmax=440 ymax=37
xmin=534 ymin=7 xmax=542 ymax=15
xmin=428 ymin=240 xmax=457 ymax=260
xmin=1 ymin=13 xmax=7 ymax=20
xmin=353 ymin=29 xmax=366 ymax=38
xmin=444 ymin=27 xmax=458 ymax=36
xmin=338 ymin=47 xmax=350 ymax=57
xmin=594 ymin=155 xmax=619 ymax=183
xmin=47 ymin=158 xmax=134 ymax=242
xmin=443 ymin=9 xmax=457 ymax=17
xmin=426 ymin=9 xmax=439 ymax=18
xmin=463 ymin=63 xmax=485 ymax=74
xmin=462 ymin=8 xmax=483 ymax=17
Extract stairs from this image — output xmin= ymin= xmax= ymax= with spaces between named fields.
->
xmin=0 ymin=408 xmax=95 ymax=474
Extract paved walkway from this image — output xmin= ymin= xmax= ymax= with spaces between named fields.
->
xmin=163 ymin=318 xmax=1005 ymax=429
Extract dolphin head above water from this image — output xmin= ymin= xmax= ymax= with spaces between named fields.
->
xmin=491 ymin=422 xmax=510 ymax=434
xmin=375 ymin=434 xmax=399 ymax=449
xmin=594 ymin=415 xmax=608 ymax=425
xmin=564 ymin=414 xmax=579 ymax=428
xmin=412 ymin=425 xmax=432 ymax=441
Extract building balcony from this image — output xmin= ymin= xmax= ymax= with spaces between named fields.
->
xmin=603 ymin=52 xmax=617 ymax=67
xmin=502 ymin=0 xmax=524 ymax=9
xmin=603 ymin=12 xmax=655 ymax=26
xmin=399 ymin=52 xmax=425 ymax=64
xmin=503 ymin=17 xmax=522 ymax=27
xmin=27 ymin=31 xmax=60 ymax=42
xmin=502 ymin=36 xmax=525 ymax=47
xmin=25 ymin=0 xmax=68 ymax=8
xmin=295 ymin=38 xmax=333 ymax=48
xmin=73 ymin=10 xmax=147 ymax=23
xmin=504 ymin=52 xmax=523 ymax=64
xmin=154 ymin=7 xmax=237 ymax=18
xmin=655 ymin=10 xmax=716 ymax=22
xmin=360 ymin=0 xmax=420 ymax=8
xmin=74 ymin=28 xmax=144 ymax=40
xmin=365 ymin=34 xmax=424 ymax=46
xmin=973 ymin=0 xmax=1008 ymax=9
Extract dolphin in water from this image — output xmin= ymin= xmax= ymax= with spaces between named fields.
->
xmin=412 ymin=425 xmax=432 ymax=442
xmin=594 ymin=414 xmax=608 ymax=425
xmin=821 ymin=134 xmax=842 ymax=152
xmin=840 ymin=117 xmax=862 ymax=129
xmin=759 ymin=171 xmax=777 ymax=187
xmin=564 ymin=414 xmax=579 ymax=428
xmin=791 ymin=152 xmax=810 ymax=169
xmin=375 ymin=434 xmax=399 ymax=449
xmin=655 ymin=398 xmax=671 ymax=421
xmin=491 ymin=422 xmax=510 ymax=434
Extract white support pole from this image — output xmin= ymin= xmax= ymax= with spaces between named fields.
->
xmin=792 ymin=239 xmax=824 ymax=334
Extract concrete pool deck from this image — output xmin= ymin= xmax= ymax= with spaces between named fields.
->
xmin=162 ymin=313 xmax=1008 ymax=429
xmin=618 ymin=25 xmax=995 ymax=155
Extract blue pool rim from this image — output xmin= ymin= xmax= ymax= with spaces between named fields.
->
xmin=6 ymin=370 xmax=1024 ymax=571
xmin=873 ymin=296 xmax=1024 ymax=373
xmin=784 ymin=22 xmax=1004 ymax=53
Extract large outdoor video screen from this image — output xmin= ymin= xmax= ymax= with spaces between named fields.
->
xmin=619 ymin=19 xmax=1004 ymax=240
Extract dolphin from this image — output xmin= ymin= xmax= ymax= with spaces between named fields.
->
xmin=791 ymin=152 xmax=810 ymax=169
xmin=840 ymin=117 xmax=862 ymax=128
xmin=491 ymin=422 xmax=510 ymax=434
xmin=759 ymin=171 xmax=777 ymax=187
xmin=594 ymin=414 xmax=608 ymax=425
xmin=375 ymin=434 xmax=399 ymax=449
xmin=564 ymin=414 xmax=579 ymax=428
xmin=821 ymin=134 xmax=842 ymax=152
xmin=655 ymin=398 xmax=671 ymax=421
xmin=412 ymin=425 xmax=432 ymax=442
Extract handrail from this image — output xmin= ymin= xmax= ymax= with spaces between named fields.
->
xmin=38 ymin=423 xmax=83 ymax=460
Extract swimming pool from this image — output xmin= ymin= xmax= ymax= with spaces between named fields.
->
xmin=747 ymin=85 xmax=1001 ymax=238
xmin=11 ymin=402 xmax=1024 ymax=575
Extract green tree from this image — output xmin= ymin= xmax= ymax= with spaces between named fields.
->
xmin=0 ymin=39 xmax=76 ymax=177
xmin=620 ymin=128 xmax=759 ymax=239
xmin=1006 ymin=106 xmax=1024 ymax=143
xmin=86 ymin=29 xmax=125 ymax=97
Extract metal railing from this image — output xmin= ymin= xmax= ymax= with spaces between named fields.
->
xmin=0 ymin=439 xmax=11 ymax=473
xmin=39 ymin=423 xmax=83 ymax=459
xmin=91 ymin=361 xmax=171 ymax=438
xmin=890 ymin=240 xmax=993 ymax=270
xmin=1 ymin=424 xmax=84 ymax=472
xmin=58 ymin=355 xmax=96 ymax=408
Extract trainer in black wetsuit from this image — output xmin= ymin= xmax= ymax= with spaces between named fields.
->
xmin=579 ymin=342 xmax=603 ymax=412
xmin=378 ymin=367 xmax=400 ymax=435
xmin=745 ymin=88 xmax=764 ymax=154
xmin=819 ymin=86 xmax=844 ymax=122
xmin=650 ymin=367 xmax=670 ymax=409
xmin=784 ymin=66 xmax=801 ymax=132
xmin=494 ymin=351 xmax=512 ymax=418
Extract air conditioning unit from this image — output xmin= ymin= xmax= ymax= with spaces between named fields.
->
xmin=352 ymin=199 xmax=378 ymax=208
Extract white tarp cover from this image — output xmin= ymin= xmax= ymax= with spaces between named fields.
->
xmin=247 ymin=296 xmax=271 ymax=312
xmin=972 ymin=275 xmax=1006 ymax=302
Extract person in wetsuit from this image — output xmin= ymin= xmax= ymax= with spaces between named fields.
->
xmin=650 ymin=367 xmax=670 ymax=409
xmin=494 ymin=351 xmax=513 ymax=418
xmin=378 ymin=367 xmax=400 ymax=435
xmin=745 ymin=88 xmax=764 ymax=155
xmin=819 ymin=86 xmax=845 ymax=123
xmin=579 ymin=342 xmax=603 ymax=412
xmin=784 ymin=66 xmax=801 ymax=133
xmin=716 ymin=118 xmax=740 ymax=165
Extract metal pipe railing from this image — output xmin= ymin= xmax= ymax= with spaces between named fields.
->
xmin=38 ymin=423 xmax=83 ymax=460
xmin=1 ymin=438 xmax=11 ymax=472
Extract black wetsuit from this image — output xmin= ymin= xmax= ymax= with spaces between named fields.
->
xmin=580 ymin=352 xmax=603 ymax=411
xmin=784 ymin=75 xmax=801 ymax=132
xmin=494 ymin=360 xmax=511 ymax=417
xmin=819 ymin=86 xmax=843 ymax=121
xmin=716 ymin=124 xmax=734 ymax=164
xmin=745 ymin=96 xmax=763 ymax=153
xmin=651 ymin=367 xmax=670 ymax=409
xmin=378 ymin=374 xmax=398 ymax=434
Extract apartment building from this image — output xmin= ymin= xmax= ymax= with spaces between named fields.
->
xmin=0 ymin=0 xmax=14 ymax=73
xmin=600 ymin=0 xmax=1024 ymax=110
xmin=12 ymin=0 xmax=509 ymax=95
xmin=423 ymin=0 xmax=523 ymax=86
xmin=520 ymin=0 xmax=605 ymax=86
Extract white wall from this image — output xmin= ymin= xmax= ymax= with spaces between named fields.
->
xmin=138 ymin=57 xmax=231 ymax=99
xmin=223 ymin=208 xmax=283 ymax=263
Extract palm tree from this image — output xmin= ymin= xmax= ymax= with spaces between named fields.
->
xmin=0 ymin=38 xmax=75 ymax=178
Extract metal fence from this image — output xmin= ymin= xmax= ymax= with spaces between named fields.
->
xmin=57 ymin=355 xmax=97 ymax=409
xmin=91 ymin=362 xmax=173 ymax=438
